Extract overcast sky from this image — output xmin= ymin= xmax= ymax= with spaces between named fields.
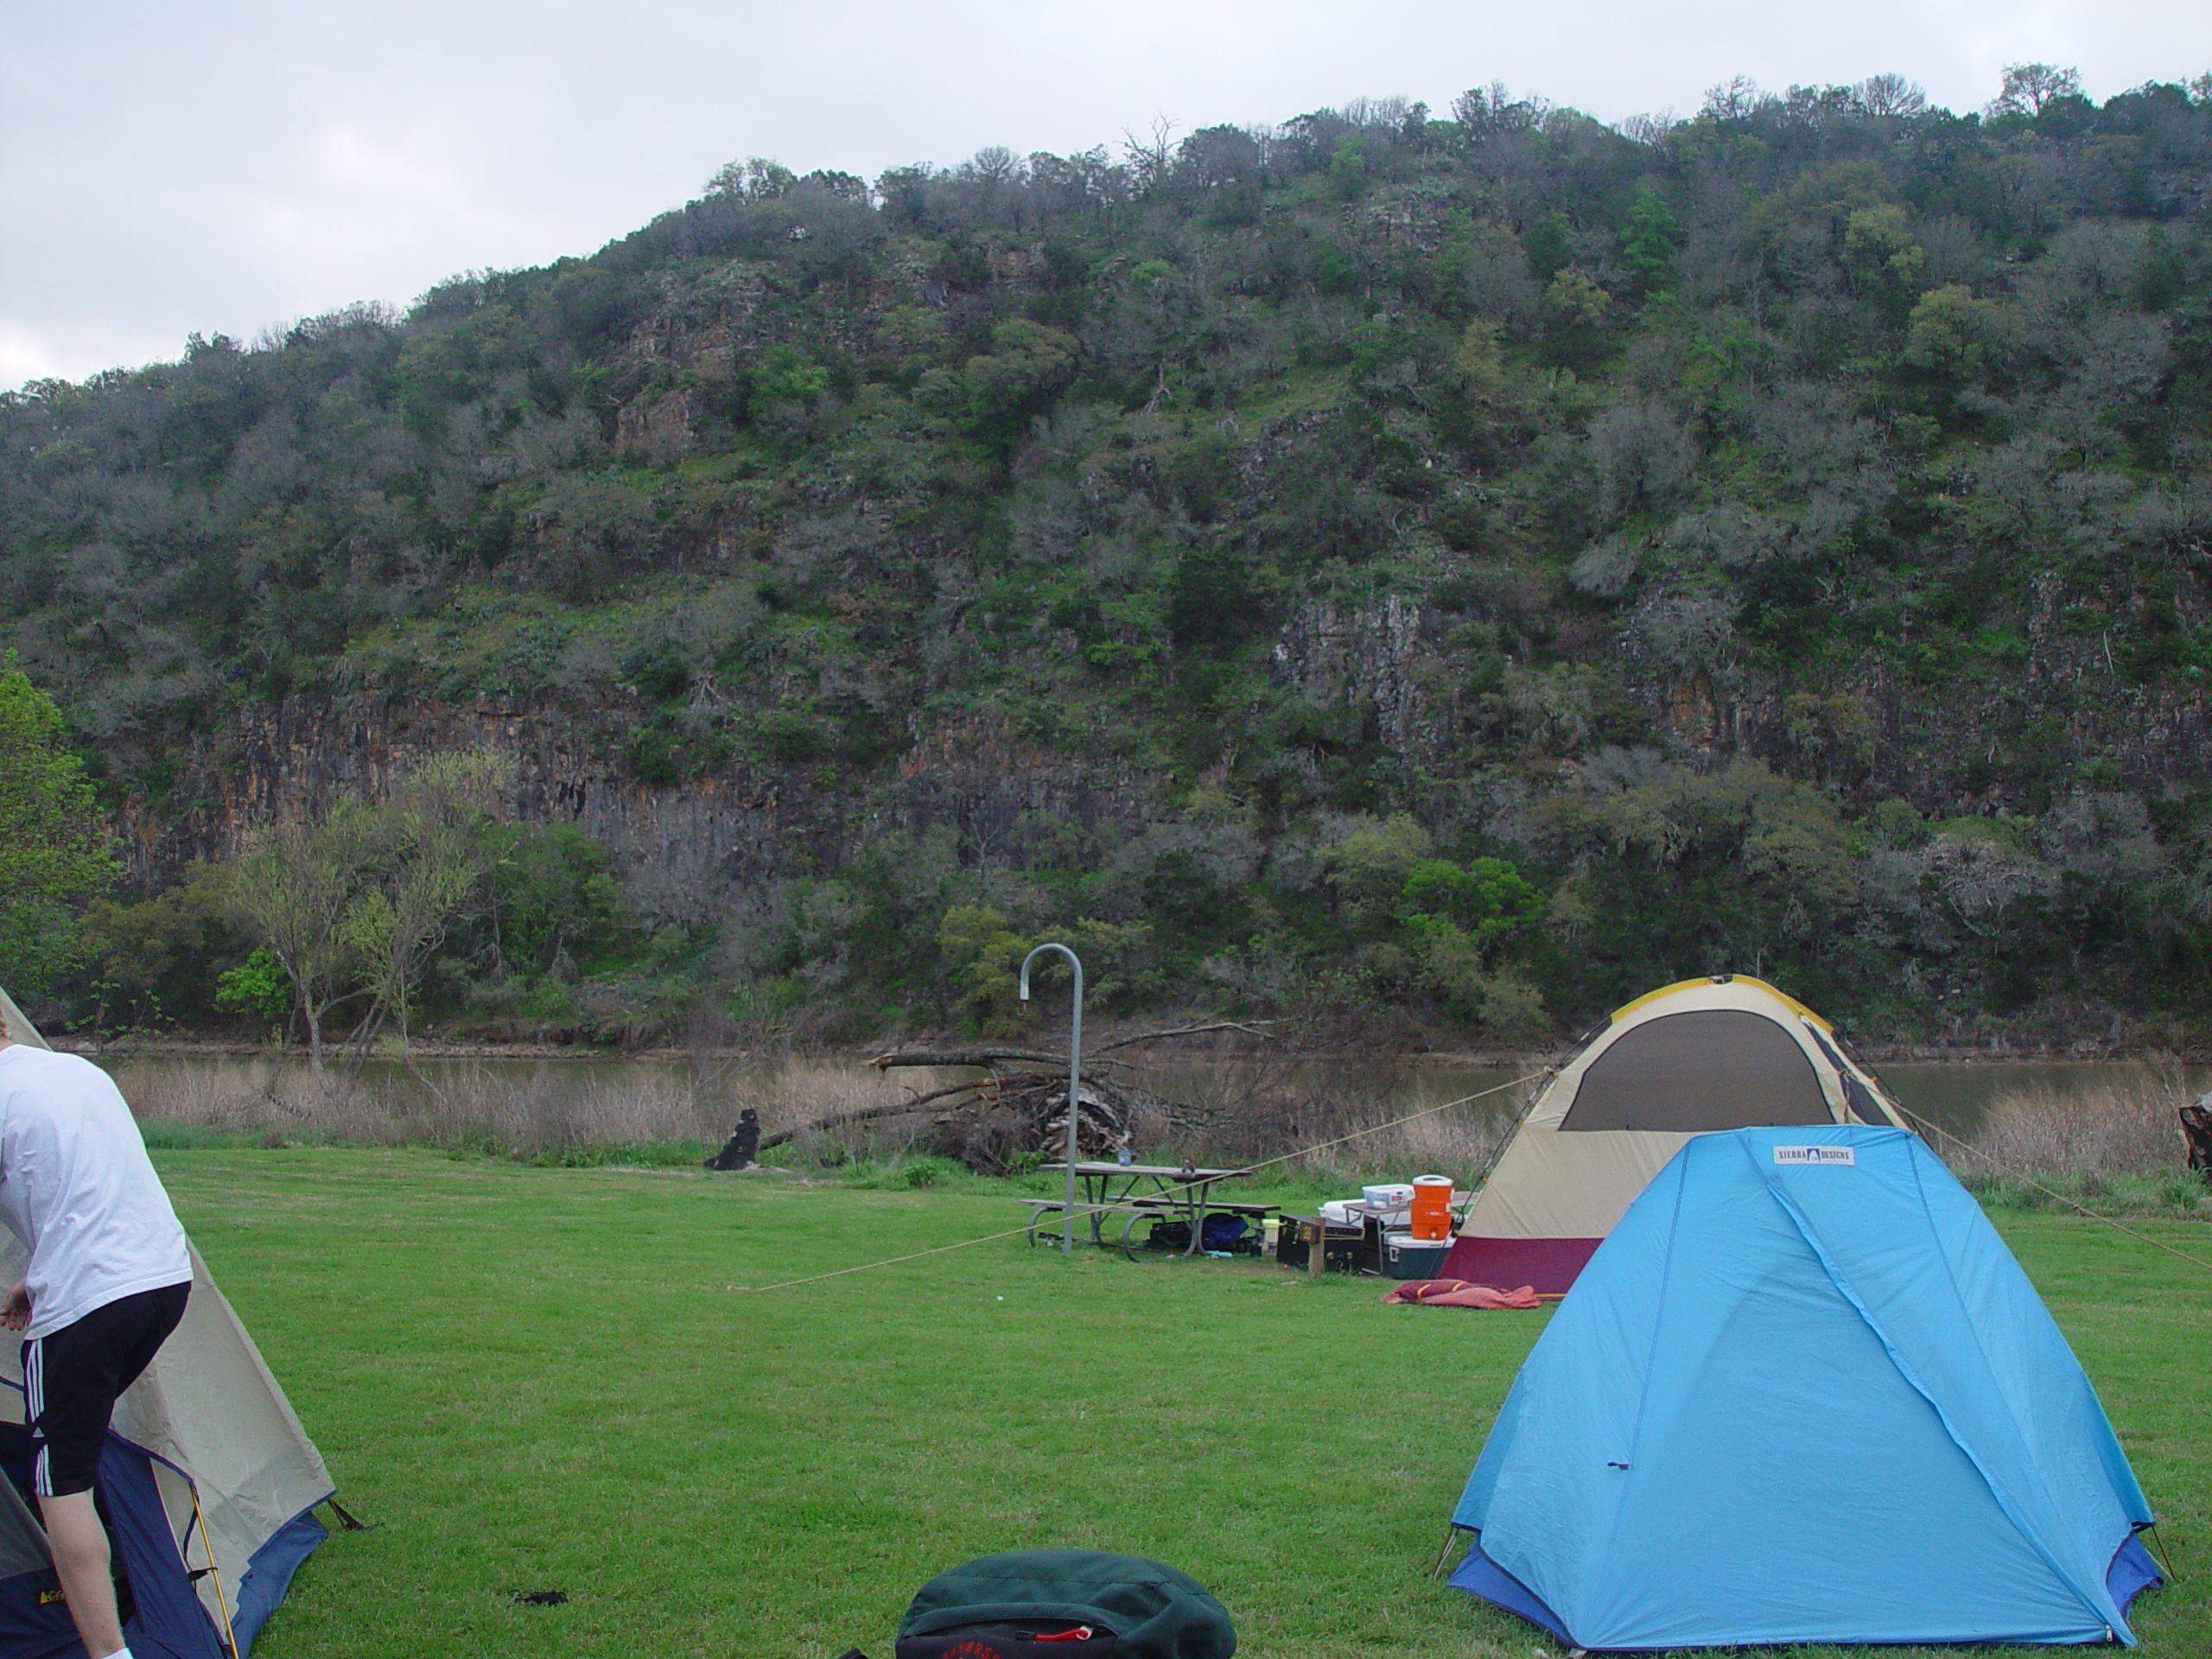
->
xmin=3 ymin=0 xmax=2209 ymax=391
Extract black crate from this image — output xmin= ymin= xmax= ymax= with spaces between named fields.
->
xmin=1276 ymin=1215 xmax=1376 ymax=1273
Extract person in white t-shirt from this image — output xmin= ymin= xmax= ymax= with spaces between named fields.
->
xmin=0 ymin=1036 xmax=193 ymax=1659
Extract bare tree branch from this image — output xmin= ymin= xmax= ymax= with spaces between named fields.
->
xmin=1093 ymin=1020 xmax=1278 ymax=1055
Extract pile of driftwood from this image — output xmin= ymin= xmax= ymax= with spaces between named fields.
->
xmin=2183 ymin=1102 xmax=2212 ymax=1176
xmin=752 ymin=1024 xmax=1264 ymax=1173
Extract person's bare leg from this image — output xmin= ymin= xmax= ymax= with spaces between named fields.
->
xmin=36 ymin=1490 xmax=126 ymax=1657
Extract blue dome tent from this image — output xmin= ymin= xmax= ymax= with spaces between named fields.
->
xmin=1447 ymin=1126 xmax=2162 ymax=1650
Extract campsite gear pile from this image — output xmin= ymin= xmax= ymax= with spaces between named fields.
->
xmin=1295 ymin=1179 xmax=1462 ymax=1277
xmin=1446 ymin=1125 xmax=2163 ymax=1649
xmin=0 ymin=985 xmax=338 ymax=1658
xmin=872 ymin=1550 xmax=1236 ymax=1659
xmin=1447 ymin=975 xmax=1908 ymax=1294
xmin=1316 ymin=1181 xmax=1414 ymax=1229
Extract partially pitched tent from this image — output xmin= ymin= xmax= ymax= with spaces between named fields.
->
xmin=1442 ymin=976 xmax=1906 ymax=1293
xmin=1447 ymin=1125 xmax=2161 ymax=1650
xmin=0 ymin=985 xmax=334 ymax=1657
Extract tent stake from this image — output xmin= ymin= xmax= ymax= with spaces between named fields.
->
xmin=1429 ymin=1522 xmax=1467 ymax=1580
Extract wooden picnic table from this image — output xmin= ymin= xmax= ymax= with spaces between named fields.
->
xmin=1025 ymin=1161 xmax=1269 ymax=1259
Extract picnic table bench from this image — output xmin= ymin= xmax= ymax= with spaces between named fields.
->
xmin=1023 ymin=1162 xmax=1273 ymax=1260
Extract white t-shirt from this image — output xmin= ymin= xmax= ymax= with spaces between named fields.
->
xmin=0 ymin=1046 xmax=192 ymax=1339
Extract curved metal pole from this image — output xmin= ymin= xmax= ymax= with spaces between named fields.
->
xmin=1019 ymin=943 xmax=1085 ymax=1255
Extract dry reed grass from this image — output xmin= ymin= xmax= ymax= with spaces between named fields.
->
xmin=1147 ymin=1059 xmax=1529 ymax=1179
xmin=1955 ymin=1067 xmax=2190 ymax=1176
xmin=112 ymin=1052 xmax=974 ymax=1157
xmin=113 ymin=1048 xmax=2199 ymax=1190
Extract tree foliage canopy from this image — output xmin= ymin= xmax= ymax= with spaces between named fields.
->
xmin=0 ymin=657 xmax=117 ymax=994
xmin=14 ymin=67 xmax=2212 ymax=1045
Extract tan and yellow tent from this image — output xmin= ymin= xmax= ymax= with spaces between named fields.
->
xmin=0 ymin=985 xmax=335 ymax=1656
xmin=1441 ymin=976 xmax=1909 ymax=1294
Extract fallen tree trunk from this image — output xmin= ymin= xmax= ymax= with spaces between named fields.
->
xmin=760 ymin=1058 xmax=1174 ymax=1172
xmin=757 ymin=1096 xmax=955 ymax=1153
xmin=870 ymin=1046 xmax=1131 ymax=1071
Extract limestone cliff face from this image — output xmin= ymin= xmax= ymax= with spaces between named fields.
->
xmin=1271 ymin=594 xmax=1441 ymax=753
xmin=130 ymin=688 xmax=1165 ymax=925
xmin=118 ymin=575 xmax=2212 ymax=912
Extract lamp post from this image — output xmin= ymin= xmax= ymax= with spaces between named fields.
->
xmin=1019 ymin=942 xmax=1085 ymax=1255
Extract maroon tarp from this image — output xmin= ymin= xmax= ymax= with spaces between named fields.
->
xmin=1440 ymin=1236 xmax=1601 ymax=1295
xmin=1381 ymin=1279 xmax=1541 ymax=1309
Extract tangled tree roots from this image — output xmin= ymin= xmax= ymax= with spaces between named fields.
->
xmin=748 ymin=1026 xmax=1275 ymax=1172
xmin=876 ymin=1050 xmax=1178 ymax=1173
xmin=753 ymin=1051 xmax=1160 ymax=1172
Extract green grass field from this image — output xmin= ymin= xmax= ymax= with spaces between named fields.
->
xmin=154 ymin=1149 xmax=2212 ymax=1659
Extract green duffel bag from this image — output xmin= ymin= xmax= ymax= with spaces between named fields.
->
xmin=891 ymin=1549 xmax=1236 ymax=1659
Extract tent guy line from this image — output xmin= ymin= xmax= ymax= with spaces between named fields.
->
xmin=727 ymin=1071 xmax=1546 ymax=1293
xmin=1888 ymin=1102 xmax=2212 ymax=1277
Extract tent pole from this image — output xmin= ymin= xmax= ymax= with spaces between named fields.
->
xmin=190 ymin=1484 xmax=243 ymax=1659
xmin=2144 ymin=1522 xmax=2177 ymax=1580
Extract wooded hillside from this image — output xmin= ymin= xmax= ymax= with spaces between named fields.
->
xmin=8 ymin=67 xmax=2212 ymax=1050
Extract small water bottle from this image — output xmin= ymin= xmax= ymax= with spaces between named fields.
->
xmin=1116 ymin=1144 xmax=1133 ymax=1166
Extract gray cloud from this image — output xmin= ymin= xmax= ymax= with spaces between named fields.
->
xmin=4 ymin=0 xmax=2208 ymax=386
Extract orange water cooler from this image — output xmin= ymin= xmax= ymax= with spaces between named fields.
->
xmin=1410 ymin=1174 xmax=1454 ymax=1241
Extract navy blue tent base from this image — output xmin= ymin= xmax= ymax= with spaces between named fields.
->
xmin=230 ymin=1503 xmax=329 ymax=1655
xmin=1447 ymin=1529 xmax=1570 ymax=1646
xmin=1451 ymin=1528 xmax=2165 ymax=1651
xmin=0 ymin=1422 xmax=227 ymax=1658
xmin=2107 ymin=1535 xmax=2163 ymax=1621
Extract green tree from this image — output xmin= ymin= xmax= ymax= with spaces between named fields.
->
xmin=1618 ymin=188 xmax=1679 ymax=295
xmin=1904 ymin=283 xmax=2009 ymax=380
xmin=937 ymin=905 xmax=1028 ymax=1036
xmin=228 ymin=752 xmax=509 ymax=1075
xmin=1323 ymin=814 xmax=1434 ymax=931
xmin=346 ymin=752 xmax=512 ymax=1052
xmin=1398 ymin=857 xmax=1544 ymax=951
xmin=474 ymin=821 xmax=633 ymax=980
xmin=1522 ymin=211 xmax=1573 ymax=278
xmin=77 ymin=861 xmax=251 ymax=1030
xmin=0 ymin=657 xmax=118 ymax=996
xmin=227 ymin=798 xmax=382 ymax=1075
xmin=214 ymin=948 xmax=291 ymax=1026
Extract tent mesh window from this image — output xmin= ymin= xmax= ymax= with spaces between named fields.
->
xmin=1558 ymin=1012 xmax=1831 ymax=1131
xmin=1802 ymin=1023 xmax=1897 ymax=1126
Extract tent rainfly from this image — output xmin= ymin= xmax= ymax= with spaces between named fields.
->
xmin=0 ymin=984 xmax=335 ymax=1658
xmin=1442 ymin=975 xmax=1907 ymax=1294
xmin=1448 ymin=1125 xmax=2162 ymax=1650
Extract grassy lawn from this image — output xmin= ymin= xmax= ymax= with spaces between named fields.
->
xmin=153 ymin=1150 xmax=2212 ymax=1659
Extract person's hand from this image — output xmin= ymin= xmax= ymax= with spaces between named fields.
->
xmin=0 ymin=1280 xmax=28 ymax=1332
